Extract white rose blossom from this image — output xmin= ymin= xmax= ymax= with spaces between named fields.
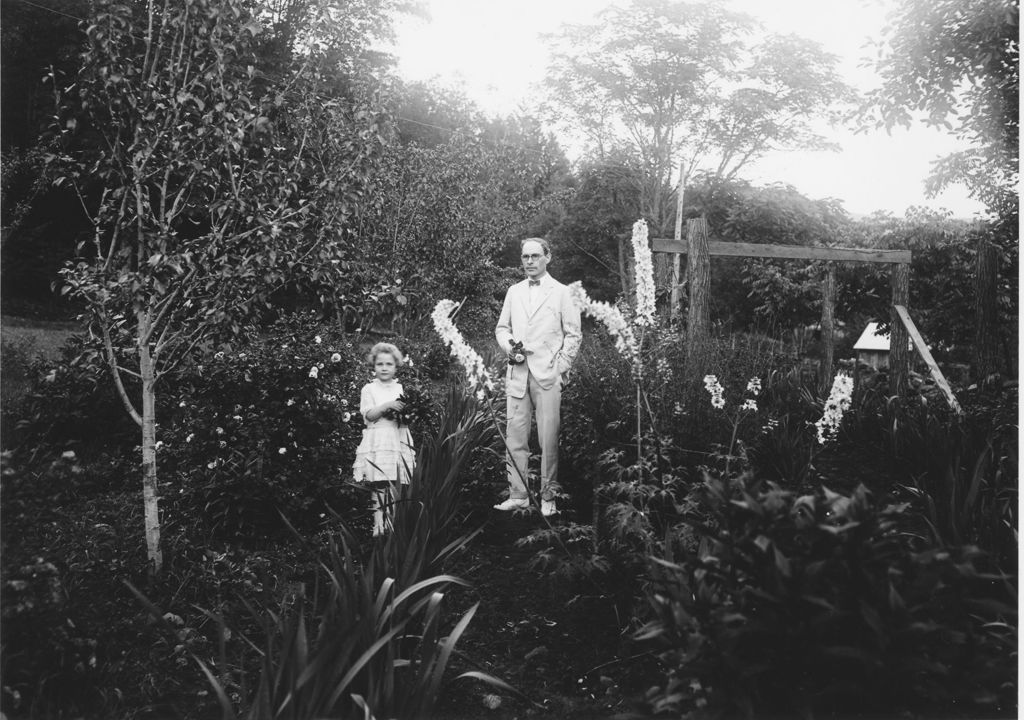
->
xmin=631 ymin=219 xmax=656 ymax=327
xmin=431 ymin=299 xmax=496 ymax=398
xmin=314 ymin=335 xmax=322 ymax=344
xmin=330 ymin=353 xmax=342 ymax=363
xmin=568 ymin=282 xmax=638 ymax=361
xmin=309 ymin=366 xmax=319 ymax=379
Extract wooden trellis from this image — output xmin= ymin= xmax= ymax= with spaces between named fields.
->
xmin=652 ymin=217 xmax=962 ymax=413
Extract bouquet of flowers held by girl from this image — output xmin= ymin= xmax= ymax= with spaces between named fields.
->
xmin=382 ymin=373 xmax=436 ymax=432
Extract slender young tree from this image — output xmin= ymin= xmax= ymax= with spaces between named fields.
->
xmin=51 ymin=0 xmax=394 ymax=571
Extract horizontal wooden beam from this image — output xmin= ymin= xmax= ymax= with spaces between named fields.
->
xmin=893 ymin=304 xmax=962 ymax=414
xmin=651 ymin=238 xmax=911 ymax=264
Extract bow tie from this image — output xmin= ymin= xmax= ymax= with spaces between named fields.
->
xmin=528 ymin=279 xmax=541 ymax=286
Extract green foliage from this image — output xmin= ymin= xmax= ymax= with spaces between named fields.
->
xmin=639 ymin=475 xmax=1017 ymax=718
xmin=873 ymin=388 xmax=1018 ymax=570
xmin=159 ymin=315 xmax=367 ymax=541
xmin=747 ymin=367 xmax=821 ymax=486
xmin=543 ymin=0 xmax=853 ymax=233
xmin=8 ymin=334 xmax=138 ymax=457
xmin=349 ymin=107 xmax=565 ymax=332
xmin=190 ymin=384 xmax=509 ymax=720
xmin=0 ymin=147 xmax=86 ymax=316
xmin=0 ymin=0 xmax=85 ymax=149
xmin=864 ymin=0 xmax=1018 ymax=214
xmin=47 ymin=0 xmax=404 ymax=568
xmin=547 ymin=158 xmax=637 ymax=302
xmin=53 ymin=0 xmax=391 ymax=356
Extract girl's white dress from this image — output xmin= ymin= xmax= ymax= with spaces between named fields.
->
xmin=352 ymin=379 xmax=415 ymax=484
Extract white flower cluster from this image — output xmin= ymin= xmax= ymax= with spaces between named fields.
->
xmin=431 ymin=299 xmax=495 ymax=397
xmin=703 ymin=375 xmax=726 ymax=409
xmin=704 ymin=375 xmax=761 ymax=412
xmin=568 ymin=282 xmax=638 ymax=361
xmin=815 ymin=372 xmax=854 ymax=444
xmin=631 ymin=218 xmax=656 ymax=327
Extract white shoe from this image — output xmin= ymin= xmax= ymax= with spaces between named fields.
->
xmin=372 ymin=509 xmax=386 ymax=537
xmin=541 ymin=500 xmax=558 ymax=517
xmin=493 ymin=498 xmax=529 ymax=511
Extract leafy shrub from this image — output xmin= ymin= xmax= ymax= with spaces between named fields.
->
xmin=559 ymin=324 xmax=637 ymax=514
xmin=159 ymin=314 xmax=369 ymax=541
xmin=747 ymin=366 xmax=822 ymax=487
xmin=639 ymin=475 xmax=1017 ymax=719
xmin=7 ymin=334 xmax=139 ymax=458
xmin=878 ymin=387 xmax=1018 ymax=571
xmin=180 ymin=384 xmax=510 ymax=720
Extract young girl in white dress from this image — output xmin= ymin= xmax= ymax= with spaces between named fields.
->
xmin=352 ymin=342 xmax=416 ymax=535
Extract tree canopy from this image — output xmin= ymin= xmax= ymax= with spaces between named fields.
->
xmin=542 ymin=0 xmax=853 ymax=234
xmin=864 ymin=0 xmax=1019 ymax=214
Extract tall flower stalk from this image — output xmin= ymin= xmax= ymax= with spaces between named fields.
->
xmin=431 ymin=299 xmax=495 ymax=398
xmin=567 ymin=283 xmax=638 ymax=362
xmin=631 ymin=219 xmax=656 ymax=329
xmin=815 ymin=372 xmax=854 ymax=444
xmin=570 ymin=218 xmax=658 ymax=463
xmin=703 ymin=375 xmax=762 ymax=476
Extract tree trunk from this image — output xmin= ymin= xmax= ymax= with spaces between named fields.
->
xmin=973 ymin=237 xmax=999 ymax=385
xmin=618 ymin=235 xmax=630 ymax=297
xmin=889 ymin=263 xmax=909 ymax=396
xmin=139 ymin=336 xmax=163 ymax=573
xmin=685 ymin=216 xmax=710 ymax=378
xmin=820 ymin=264 xmax=836 ymax=393
xmin=670 ymin=170 xmax=686 ymax=324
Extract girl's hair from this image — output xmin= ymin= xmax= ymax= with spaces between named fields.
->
xmin=367 ymin=342 xmax=404 ymax=367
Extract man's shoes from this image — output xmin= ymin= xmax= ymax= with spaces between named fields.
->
xmin=541 ymin=500 xmax=558 ymax=517
xmin=493 ymin=498 xmax=529 ymax=511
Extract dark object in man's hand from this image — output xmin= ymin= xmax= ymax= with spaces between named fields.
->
xmin=508 ymin=339 xmax=526 ymax=366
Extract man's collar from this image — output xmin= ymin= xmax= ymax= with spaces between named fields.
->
xmin=527 ymin=273 xmax=550 ymax=286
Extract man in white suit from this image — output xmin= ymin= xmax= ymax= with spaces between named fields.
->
xmin=494 ymin=238 xmax=582 ymax=516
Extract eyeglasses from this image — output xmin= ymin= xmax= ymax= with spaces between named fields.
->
xmin=521 ymin=253 xmax=545 ymax=261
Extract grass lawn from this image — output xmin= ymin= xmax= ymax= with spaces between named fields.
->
xmin=2 ymin=315 xmax=80 ymax=411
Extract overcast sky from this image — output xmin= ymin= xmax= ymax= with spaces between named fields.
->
xmin=390 ymin=0 xmax=986 ymax=218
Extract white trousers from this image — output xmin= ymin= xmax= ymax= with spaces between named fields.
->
xmin=505 ymin=370 xmax=561 ymax=501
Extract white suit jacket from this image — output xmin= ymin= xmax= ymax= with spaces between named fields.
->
xmin=495 ymin=274 xmax=582 ymax=398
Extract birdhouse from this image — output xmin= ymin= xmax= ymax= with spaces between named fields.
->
xmin=853 ymin=322 xmax=906 ymax=370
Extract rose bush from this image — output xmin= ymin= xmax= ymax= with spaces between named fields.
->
xmin=159 ymin=314 xmax=368 ymax=541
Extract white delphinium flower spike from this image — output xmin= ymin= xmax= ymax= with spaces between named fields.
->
xmin=568 ymin=282 xmax=638 ymax=361
xmin=631 ymin=219 xmax=655 ymax=327
xmin=815 ymin=372 xmax=854 ymax=444
xmin=431 ymin=299 xmax=495 ymax=398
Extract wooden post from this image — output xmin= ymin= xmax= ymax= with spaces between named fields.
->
xmin=685 ymin=216 xmax=710 ymax=378
xmin=893 ymin=305 xmax=963 ymax=414
xmin=670 ymin=168 xmax=686 ymax=324
xmin=890 ymin=263 xmax=910 ymax=396
xmin=973 ymin=237 xmax=999 ymax=385
xmin=820 ymin=264 xmax=836 ymax=393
